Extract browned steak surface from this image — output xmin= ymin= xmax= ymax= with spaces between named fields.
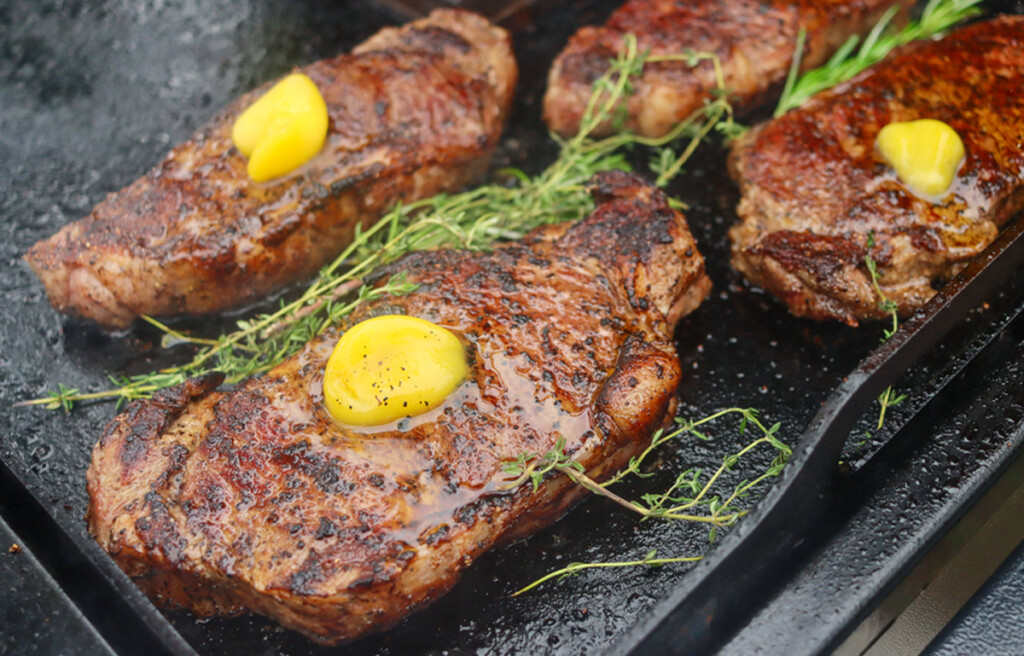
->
xmin=86 ymin=171 xmax=711 ymax=643
xmin=543 ymin=0 xmax=912 ymax=138
xmin=25 ymin=9 xmax=516 ymax=329
xmin=728 ymin=16 xmax=1024 ymax=325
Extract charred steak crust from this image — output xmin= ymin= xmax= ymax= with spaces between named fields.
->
xmin=25 ymin=9 xmax=516 ymax=329
xmin=87 ymin=171 xmax=711 ymax=643
xmin=728 ymin=16 xmax=1024 ymax=325
xmin=543 ymin=0 xmax=913 ymax=138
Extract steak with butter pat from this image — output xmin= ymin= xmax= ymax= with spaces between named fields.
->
xmin=25 ymin=9 xmax=516 ymax=329
xmin=86 ymin=171 xmax=711 ymax=643
xmin=728 ymin=16 xmax=1024 ymax=324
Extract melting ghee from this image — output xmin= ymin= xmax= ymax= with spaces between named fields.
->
xmin=323 ymin=315 xmax=468 ymax=427
xmin=876 ymin=119 xmax=965 ymax=199
xmin=231 ymin=73 xmax=328 ymax=182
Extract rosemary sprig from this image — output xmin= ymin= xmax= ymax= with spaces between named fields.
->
xmin=22 ymin=35 xmax=736 ymax=412
xmin=774 ymin=0 xmax=983 ymax=117
xmin=504 ymin=408 xmax=790 ymax=592
xmin=865 ymin=231 xmax=907 ymax=430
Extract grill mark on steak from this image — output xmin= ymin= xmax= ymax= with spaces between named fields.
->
xmin=543 ymin=0 xmax=913 ymax=138
xmin=728 ymin=16 xmax=1024 ymax=324
xmin=136 ymin=492 xmax=188 ymax=567
xmin=24 ymin=10 xmax=516 ymax=329
xmin=87 ymin=171 xmax=711 ymax=643
xmin=107 ymin=373 xmax=224 ymax=482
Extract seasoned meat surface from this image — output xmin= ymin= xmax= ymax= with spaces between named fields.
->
xmin=543 ymin=0 xmax=912 ymax=138
xmin=729 ymin=17 xmax=1024 ymax=324
xmin=87 ymin=172 xmax=711 ymax=643
xmin=25 ymin=10 xmax=516 ymax=329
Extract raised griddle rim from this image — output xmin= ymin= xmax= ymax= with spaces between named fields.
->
xmin=612 ymin=216 xmax=1024 ymax=654
xmin=0 ymin=457 xmax=198 ymax=656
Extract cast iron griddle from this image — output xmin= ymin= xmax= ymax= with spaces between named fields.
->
xmin=2 ymin=1 xmax=1024 ymax=654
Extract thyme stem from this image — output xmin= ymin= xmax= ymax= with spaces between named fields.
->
xmin=865 ymin=231 xmax=907 ymax=430
xmin=512 ymin=553 xmax=702 ymax=597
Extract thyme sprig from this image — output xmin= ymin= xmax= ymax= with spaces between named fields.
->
xmin=504 ymin=408 xmax=789 ymax=529
xmin=21 ymin=35 xmax=736 ymax=413
xmin=865 ymin=231 xmax=907 ymax=430
xmin=864 ymin=232 xmax=899 ymax=342
xmin=503 ymin=408 xmax=791 ymax=593
xmin=513 ymin=549 xmax=701 ymax=597
xmin=774 ymin=0 xmax=983 ymax=117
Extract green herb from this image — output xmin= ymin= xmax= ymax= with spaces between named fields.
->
xmin=865 ymin=231 xmax=907 ymax=430
xmin=504 ymin=408 xmax=791 ymax=593
xmin=865 ymin=232 xmax=899 ymax=341
xmin=513 ymin=549 xmax=701 ymax=597
xmin=774 ymin=0 xmax=983 ymax=117
xmin=876 ymin=386 xmax=908 ymax=430
xmin=21 ymin=35 xmax=736 ymax=413
xmin=503 ymin=436 xmax=585 ymax=493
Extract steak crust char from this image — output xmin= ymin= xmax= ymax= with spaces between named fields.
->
xmin=25 ymin=10 xmax=516 ymax=329
xmin=543 ymin=0 xmax=912 ymax=138
xmin=728 ymin=16 xmax=1024 ymax=324
xmin=87 ymin=171 xmax=711 ymax=643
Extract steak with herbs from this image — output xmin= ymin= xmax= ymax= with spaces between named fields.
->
xmin=25 ymin=9 xmax=516 ymax=329
xmin=86 ymin=171 xmax=711 ymax=643
xmin=728 ymin=16 xmax=1024 ymax=324
xmin=543 ymin=0 xmax=912 ymax=138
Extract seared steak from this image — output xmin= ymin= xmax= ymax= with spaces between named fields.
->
xmin=543 ymin=0 xmax=912 ymax=138
xmin=728 ymin=16 xmax=1024 ymax=324
xmin=86 ymin=171 xmax=711 ymax=642
xmin=25 ymin=10 xmax=516 ymax=329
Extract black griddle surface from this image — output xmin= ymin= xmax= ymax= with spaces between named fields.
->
xmin=2 ymin=1 xmax=1023 ymax=655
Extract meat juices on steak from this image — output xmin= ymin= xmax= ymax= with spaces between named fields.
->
xmin=728 ymin=16 xmax=1024 ymax=325
xmin=543 ymin=0 xmax=913 ymax=139
xmin=24 ymin=9 xmax=516 ymax=329
xmin=87 ymin=171 xmax=711 ymax=643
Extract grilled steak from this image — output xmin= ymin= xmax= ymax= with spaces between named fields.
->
xmin=543 ymin=0 xmax=912 ymax=138
xmin=25 ymin=9 xmax=516 ymax=329
xmin=728 ymin=16 xmax=1024 ymax=325
xmin=86 ymin=171 xmax=711 ymax=643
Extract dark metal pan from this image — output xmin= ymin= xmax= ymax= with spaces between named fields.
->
xmin=2 ymin=1 xmax=1023 ymax=654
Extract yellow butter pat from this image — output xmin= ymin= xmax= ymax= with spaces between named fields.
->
xmin=876 ymin=119 xmax=965 ymax=198
xmin=231 ymin=73 xmax=328 ymax=183
xmin=323 ymin=315 xmax=469 ymax=427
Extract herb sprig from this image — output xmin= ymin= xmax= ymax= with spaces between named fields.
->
xmin=865 ymin=232 xmax=907 ymax=430
xmin=22 ymin=35 xmax=736 ymax=412
xmin=503 ymin=408 xmax=791 ymax=594
xmin=513 ymin=549 xmax=701 ymax=597
xmin=774 ymin=0 xmax=983 ymax=117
